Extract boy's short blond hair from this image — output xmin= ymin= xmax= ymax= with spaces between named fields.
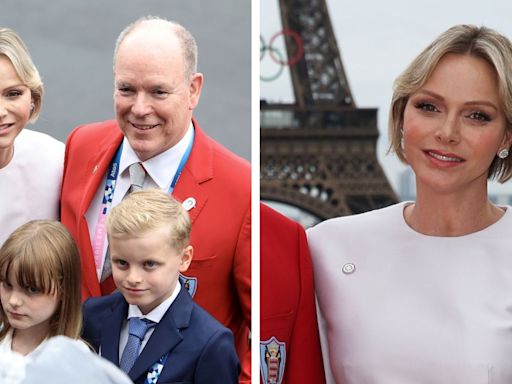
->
xmin=106 ymin=189 xmax=191 ymax=252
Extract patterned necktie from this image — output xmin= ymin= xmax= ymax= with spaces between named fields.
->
xmin=100 ymin=162 xmax=146 ymax=282
xmin=120 ymin=317 xmax=155 ymax=373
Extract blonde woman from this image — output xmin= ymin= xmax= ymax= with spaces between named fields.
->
xmin=0 ymin=28 xmax=63 ymax=245
xmin=309 ymin=25 xmax=512 ymax=383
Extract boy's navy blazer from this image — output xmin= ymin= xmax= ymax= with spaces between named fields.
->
xmin=82 ymin=288 xmax=240 ymax=384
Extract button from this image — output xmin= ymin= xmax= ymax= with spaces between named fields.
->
xmin=182 ymin=197 xmax=196 ymax=211
xmin=342 ymin=263 xmax=355 ymax=274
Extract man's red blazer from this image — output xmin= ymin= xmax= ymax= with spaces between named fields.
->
xmin=260 ymin=204 xmax=325 ymax=383
xmin=61 ymin=118 xmax=251 ymax=382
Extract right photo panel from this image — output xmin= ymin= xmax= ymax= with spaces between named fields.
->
xmin=260 ymin=1 xmax=512 ymax=383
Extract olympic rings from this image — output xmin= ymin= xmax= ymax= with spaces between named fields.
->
xmin=260 ymin=46 xmax=285 ymax=82
xmin=268 ymin=29 xmax=304 ymax=66
xmin=260 ymin=29 xmax=304 ymax=82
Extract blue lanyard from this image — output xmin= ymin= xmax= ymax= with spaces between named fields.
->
xmin=102 ymin=142 xmax=123 ymax=205
xmin=93 ymin=129 xmax=194 ymax=272
xmin=169 ymin=128 xmax=194 ymax=193
xmin=104 ymin=128 xmax=194 ymax=199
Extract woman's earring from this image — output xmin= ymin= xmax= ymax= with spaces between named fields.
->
xmin=498 ymin=148 xmax=509 ymax=159
xmin=400 ymin=129 xmax=405 ymax=151
xmin=30 ymin=103 xmax=35 ymax=112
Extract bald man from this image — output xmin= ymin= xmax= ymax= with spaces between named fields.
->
xmin=61 ymin=16 xmax=251 ymax=383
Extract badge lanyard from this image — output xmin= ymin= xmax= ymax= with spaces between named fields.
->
xmin=92 ymin=129 xmax=195 ymax=273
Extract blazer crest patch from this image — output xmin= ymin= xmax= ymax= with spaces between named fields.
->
xmin=260 ymin=336 xmax=286 ymax=384
xmin=179 ymin=273 xmax=197 ymax=298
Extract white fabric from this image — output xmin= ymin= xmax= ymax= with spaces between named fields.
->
xmin=0 ymin=129 xmax=64 ymax=246
xmin=0 ymin=329 xmax=15 ymax=354
xmin=85 ymin=123 xmax=194 ymax=279
xmin=0 ymin=328 xmax=81 ymax=356
xmin=0 ymin=336 xmax=132 ymax=384
xmin=118 ymin=281 xmax=181 ymax=359
xmin=308 ymin=202 xmax=512 ymax=384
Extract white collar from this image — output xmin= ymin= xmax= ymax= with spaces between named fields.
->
xmin=119 ymin=122 xmax=194 ymax=190
xmin=127 ymin=281 xmax=181 ymax=324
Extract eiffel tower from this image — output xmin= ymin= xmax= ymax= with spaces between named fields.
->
xmin=261 ymin=0 xmax=397 ymax=225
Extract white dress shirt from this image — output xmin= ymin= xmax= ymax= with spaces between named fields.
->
xmin=85 ymin=124 xmax=194 ymax=279
xmin=118 ymin=282 xmax=182 ymax=359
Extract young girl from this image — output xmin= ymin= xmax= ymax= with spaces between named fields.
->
xmin=0 ymin=220 xmax=82 ymax=356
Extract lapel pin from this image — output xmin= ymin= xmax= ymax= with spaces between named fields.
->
xmin=182 ymin=197 xmax=196 ymax=211
xmin=342 ymin=263 xmax=356 ymax=274
xmin=92 ymin=164 xmax=98 ymax=175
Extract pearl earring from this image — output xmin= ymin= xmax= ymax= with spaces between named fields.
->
xmin=498 ymin=148 xmax=509 ymax=159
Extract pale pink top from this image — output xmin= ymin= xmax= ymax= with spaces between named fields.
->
xmin=0 ymin=129 xmax=64 ymax=246
xmin=308 ymin=202 xmax=512 ymax=383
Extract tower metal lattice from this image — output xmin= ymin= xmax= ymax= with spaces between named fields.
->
xmin=261 ymin=0 xmax=397 ymax=221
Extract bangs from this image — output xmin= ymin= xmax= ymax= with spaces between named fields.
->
xmin=0 ymin=245 xmax=59 ymax=295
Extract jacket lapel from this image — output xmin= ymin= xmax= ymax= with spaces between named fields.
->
xmin=101 ymin=294 xmax=127 ymax=365
xmin=128 ymin=288 xmax=194 ymax=381
xmin=173 ymin=118 xmax=213 ymax=224
xmin=79 ymin=133 xmax=123 ymax=217
xmin=78 ymin=131 xmax=123 ymax=297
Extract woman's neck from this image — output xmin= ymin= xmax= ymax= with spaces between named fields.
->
xmin=404 ymin=187 xmax=504 ymax=236
xmin=11 ymin=324 xmax=49 ymax=356
xmin=0 ymin=146 xmax=14 ymax=169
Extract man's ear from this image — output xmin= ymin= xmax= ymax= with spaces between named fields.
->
xmin=179 ymin=245 xmax=193 ymax=272
xmin=188 ymin=73 xmax=203 ymax=110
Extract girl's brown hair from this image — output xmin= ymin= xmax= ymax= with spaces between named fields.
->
xmin=0 ymin=220 xmax=82 ymax=341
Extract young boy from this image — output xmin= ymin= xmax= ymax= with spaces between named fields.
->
xmin=82 ymin=189 xmax=240 ymax=384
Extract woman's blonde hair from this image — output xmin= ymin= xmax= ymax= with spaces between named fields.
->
xmin=389 ymin=24 xmax=512 ymax=182
xmin=0 ymin=220 xmax=82 ymax=341
xmin=0 ymin=27 xmax=43 ymax=122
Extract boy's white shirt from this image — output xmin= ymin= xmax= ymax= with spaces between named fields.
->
xmin=116 ymin=281 xmax=182 ymax=359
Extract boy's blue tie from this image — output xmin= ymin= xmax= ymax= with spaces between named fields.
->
xmin=120 ymin=317 xmax=155 ymax=373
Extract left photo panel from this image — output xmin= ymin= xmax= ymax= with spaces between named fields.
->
xmin=0 ymin=1 xmax=251 ymax=383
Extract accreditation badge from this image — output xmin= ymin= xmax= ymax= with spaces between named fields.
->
xmin=260 ymin=336 xmax=286 ymax=384
xmin=179 ymin=273 xmax=197 ymax=298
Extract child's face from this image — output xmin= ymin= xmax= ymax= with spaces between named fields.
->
xmin=110 ymin=226 xmax=192 ymax=315
xmin=0 ymin=270 xmax=59 ymax=333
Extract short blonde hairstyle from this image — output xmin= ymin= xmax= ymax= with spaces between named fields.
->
xmin=107 ymin=189 xmax=191 ymax=253
xmin=113 ymin=16 xmax=198 ymax=81
xmin=0 ymin=27 xmax=43 ymax=122
xmin=389 ymin=24 xmax=512 ymax=182
xmin=0 ymin=220 xmax=82 ymax=341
